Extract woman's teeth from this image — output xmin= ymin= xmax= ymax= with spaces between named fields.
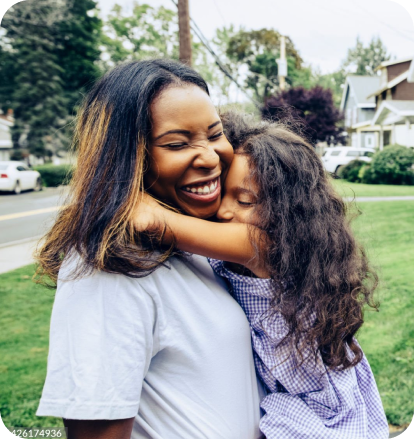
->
xmin=183 ymin=179 xmax=218 ymax=195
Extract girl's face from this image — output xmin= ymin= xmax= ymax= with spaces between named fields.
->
xmin=216 ymin=154 xmax=259 ymax=225
xmin=145 ymin=85 xmax=234 ymax=219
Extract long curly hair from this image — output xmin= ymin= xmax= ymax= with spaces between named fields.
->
xmin=35 ymin=59 xmax=209 ymax=286
xmin=221 ymin=111 xmax=379 ymax=370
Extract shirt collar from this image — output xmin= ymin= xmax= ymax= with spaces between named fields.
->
xmin=208 ymin=258 xmax=275 ymax=299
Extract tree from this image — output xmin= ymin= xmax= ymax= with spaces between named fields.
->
xmin=56 ymin=0 xmax=103 ymax=112
xmin=101 ymin=2 xmax=222 ymax=98
xmin=225 ymin=28 xmax=305 ymax=101
xmin=0 ymin=36 xmax=18 ymax=114
xmin=312 ymin=69 xmax=347 ymax=108
xmin=342 ymin=36 xmax=390 ymax=76
xmin=1 ymin=0 xmax=70 ymax=157
xmin=262 ymin=86 xmax=346 ymax=145
xmin=102 ymin=3 xmax=179 ymax=65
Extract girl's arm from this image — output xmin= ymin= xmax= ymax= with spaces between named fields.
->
xmin=134 ymin=193 xmax=269 ymax=277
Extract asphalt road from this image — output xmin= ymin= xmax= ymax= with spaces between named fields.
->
xmin=0 ymin=187 xmax=67 ymax=246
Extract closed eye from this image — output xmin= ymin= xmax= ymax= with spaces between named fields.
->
xmin=160 ymin=142 xmax=188 ymax=149
xmin=209 ymin=131 xmax=224 ymax=141
xmin=237 ymin=200 xmax=255 ymax=206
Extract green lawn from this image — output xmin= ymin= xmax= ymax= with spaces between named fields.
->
xmin=353 ymin=201 xmax=414 ymax=427
xmin=332 ymin=179 xmax=414 ymax=198
xmin=0 ymin=200 xmax=413 ymax=429
xmin=0 ymin=268 xmax=62 ymax=430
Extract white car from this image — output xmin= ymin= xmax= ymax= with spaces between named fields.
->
xmin=0 ymin=161 xmax=42 ymax=194
xmin=322 ymin=147 xmax=375 ymax=174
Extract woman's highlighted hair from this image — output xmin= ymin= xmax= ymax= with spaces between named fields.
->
xmin=35 ymin=59 xmax=209 ymax=285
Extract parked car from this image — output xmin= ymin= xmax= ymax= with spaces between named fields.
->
xmin=322 ymin=147 xmax=375 ymax=174
xmin=0 ymin=161 xmax=42 ymax=194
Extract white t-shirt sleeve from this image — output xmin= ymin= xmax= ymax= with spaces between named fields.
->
xmin=36 ymin=264 xmax=160 ymax=420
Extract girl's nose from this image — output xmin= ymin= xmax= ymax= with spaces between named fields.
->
xmin=216 ymin=198 xmax=234 ymax=222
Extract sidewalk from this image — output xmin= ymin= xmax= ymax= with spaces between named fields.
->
xmin=345 ymin=196 xmax=414 ymax=202
xmin=0 ymin=237 xmax=38 ymax=275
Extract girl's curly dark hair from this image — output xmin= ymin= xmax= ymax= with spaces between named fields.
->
xmin=221 ymin=111 xmax=379 ymax=370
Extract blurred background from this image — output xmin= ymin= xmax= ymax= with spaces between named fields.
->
xmin=0 ymin=0 xmax=413 ymax=437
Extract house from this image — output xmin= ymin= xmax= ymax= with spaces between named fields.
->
xmin=0 ymin=110 xmax=14 ymax=161
xmin=369 ymin=57 xmax=414 ymax=149
xmin=340 ymin=75 xmax=381 ymax=148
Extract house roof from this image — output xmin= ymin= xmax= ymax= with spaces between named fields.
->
xmin=367 ymin=70 xmax=409 ymax=98
xmin=374 ymin=57 xmax=413 ymax=71
xmin=0 ymin=115 xmax=13 ymax=127
xmin=408 ymin=58 xmax=414 ymax=83
xmin=372 ymin=100 xmax=414 ymax=126
xmin=340 ymin=75 xmax=381 ymax=111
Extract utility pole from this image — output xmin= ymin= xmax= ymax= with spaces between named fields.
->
xmin=277 ymin=35 xmax=287 ymax=91
xmin=178 ymin=0 xmax=192 ymax=66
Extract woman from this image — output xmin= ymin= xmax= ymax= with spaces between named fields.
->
xmin=35 ymin=60 xmax=264 ymax=439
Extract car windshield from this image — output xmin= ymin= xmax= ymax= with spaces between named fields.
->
xmin=0 ymin=164 xmax=8 ymax=170
xmin=330 ymin=151 xmax=341 ymax=156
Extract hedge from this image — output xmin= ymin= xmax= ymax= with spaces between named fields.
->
xmin=362 ymin=145 xmax=414 ymax=185
xmin=337 ymin=159 xmax=366 ymax=183
xmin=34 ymin=165 xmax=73 ymax=187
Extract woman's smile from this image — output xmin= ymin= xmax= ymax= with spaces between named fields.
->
xmin=180 ymin=176 xmax=221 ymax=201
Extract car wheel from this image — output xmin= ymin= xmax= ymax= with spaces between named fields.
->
xmin=34 ymin=178 xmax=42 ymax=192
xmin=13 ymin=181 xmax=21 ymax=194
xmin=335 ymin=165 xmax=344 ymax=175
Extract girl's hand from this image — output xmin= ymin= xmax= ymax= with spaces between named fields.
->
xmin=133 ymin=192 xmax=169 ymax=233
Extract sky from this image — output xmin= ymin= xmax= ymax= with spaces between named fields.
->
xmin=96 ymin=0 xmax=414 ymax=74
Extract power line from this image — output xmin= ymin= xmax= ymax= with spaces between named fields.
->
xmin=170 ymin=0 xmax=258 ymax=106
xmin=210 ymin=0 xmax=227 ymax=26
xmin=349 ymin=0 xmax=414 ymax=43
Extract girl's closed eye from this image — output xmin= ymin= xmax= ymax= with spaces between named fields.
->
xmin=237 ymin=199 xmax=256 ymax=207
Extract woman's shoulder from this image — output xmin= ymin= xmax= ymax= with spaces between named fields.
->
xmin=57 ymin=253 xmax=216 ymax=300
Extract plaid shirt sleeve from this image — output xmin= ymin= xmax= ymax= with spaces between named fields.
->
xmin=208 ymin=259 xmax=389 ymax=439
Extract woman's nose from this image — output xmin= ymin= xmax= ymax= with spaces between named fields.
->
xmin=192 ymin=143 xmax=220 ymax=170
xmin=216 ymin=198 xmax=234 ymax=222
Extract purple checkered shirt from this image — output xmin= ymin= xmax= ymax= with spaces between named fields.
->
xmin=209 ymin=259 xmax=389 ymax=439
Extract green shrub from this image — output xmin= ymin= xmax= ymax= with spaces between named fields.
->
xmin=34 ymin=164 xmax=73 ymax=187
xmin=361 ymin=145 xmax=414 ymax=185
xmin=337 ymin=159 xmax=365 ymax=182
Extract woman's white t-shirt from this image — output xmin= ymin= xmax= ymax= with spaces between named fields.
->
xmin=37 ymin=254 xmax=264 ymax=439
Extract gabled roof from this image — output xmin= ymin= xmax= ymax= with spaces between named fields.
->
xmin=340 ymin=75 xmax=381 ymax=111
xmin=372 ymin=100 xmax=414 ymax=125
xmin=367 ymin=70 xmax=409 ymax=98
xmin=0 ymin=115 xmax=13 ymax=127
xmin=408 ymin=58 xmax=414 ymax=83
xmin=375 ymin=57 xmax=413 ymax=71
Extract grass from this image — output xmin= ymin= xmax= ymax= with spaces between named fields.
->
xmin=0 ymin=268 xmax=62 ymax=430
xmin=353 ymin=201 xmax=414 ymax=427
xmin=332 ymin=179 xmax=414 ymax=198
xmin=0 ymin=200 xmax=413 ymax=429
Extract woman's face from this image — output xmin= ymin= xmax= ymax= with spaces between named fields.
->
xmin=216 ymin=154 xmax=259 ymax=225
xmin=145 ymin=85 xmax=234 ymax=219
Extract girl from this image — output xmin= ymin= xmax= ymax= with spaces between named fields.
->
xmin=137 ymin=112 xmax=389 ymax=439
